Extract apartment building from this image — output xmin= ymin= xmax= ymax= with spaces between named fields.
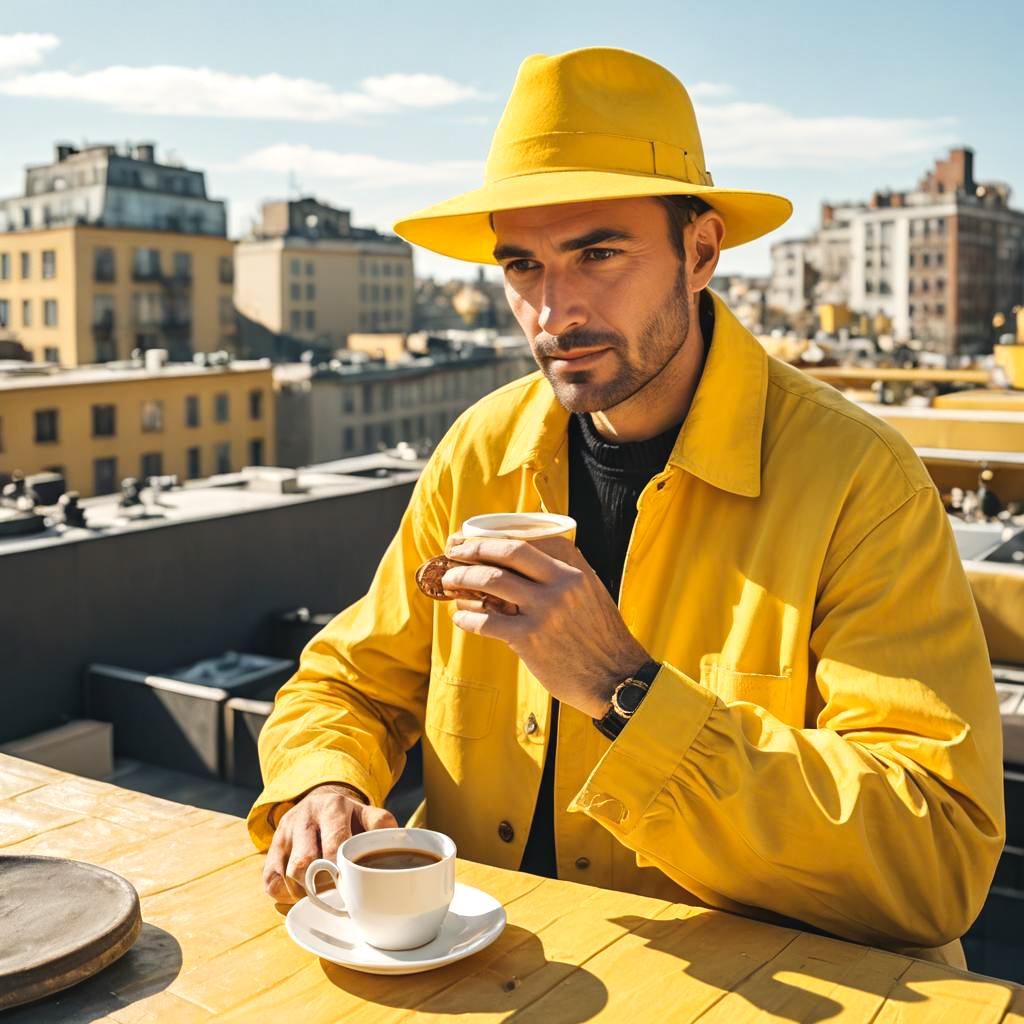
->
xmin=234 ymin=197 xmax=414 ymax=355
xmin=767 ymin=148 xmax=1024 ymax=355
xmin=0 ymin=355 xmax=274 ymax=497
xmin=0 ymin=142 xmax=234 ymax=366
xmin=273 ymin=336 xmax=536 ymax=467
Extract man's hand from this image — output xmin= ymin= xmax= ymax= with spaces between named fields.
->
xmin=262 ymin=782 xmax=397 ymax=904
xmin=442 ymin=535 xmax=651 ymax=718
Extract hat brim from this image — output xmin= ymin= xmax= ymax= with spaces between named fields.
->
xmin=394 ymin=171 xmax=792 ymax=264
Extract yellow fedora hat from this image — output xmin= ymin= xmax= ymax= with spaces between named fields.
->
xmin=394 ymin=46 xmax=792 ymax=263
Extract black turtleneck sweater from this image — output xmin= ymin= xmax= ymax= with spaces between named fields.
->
xmin=517 ymin=290 xmax=714 ymax=879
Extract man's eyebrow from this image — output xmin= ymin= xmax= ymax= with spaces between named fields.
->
xmin=493 ymin=227 xmax=637 ymax=263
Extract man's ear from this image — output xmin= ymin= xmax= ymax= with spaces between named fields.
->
xmin=688 ymin=210 xmax=726 ymax=291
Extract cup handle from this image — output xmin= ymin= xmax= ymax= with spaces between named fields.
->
xmin=304 ymin=858 xmax=346 ymax=916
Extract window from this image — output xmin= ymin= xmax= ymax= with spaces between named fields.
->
xmin=215 ymin=441 xmax=231 ymax=474
xmin=185 ymin=394 xmax=200 ymax=427
xmin=290 ymin=258 xmax=301 ymax=276
xmin=396 ymin=284 xmax=404 ymax=301
xmin=248 ymin=438 xmax=264 ymax=466
xmin=92 ymin=404 xmax=116 ymax=437
xmin=43 ymin=299 xmax=57 ymax=326
xmin=395 ymin=263 xmax=405 ymax=277
xmin=383 ymin=285 xmax=392 ymax=302
xmin=22 ymin=299 xmax=32 ymax=326
xmin=141 ymin=400 xmax=164 ymax=432
xmin=360 ymin=283 xmax=368 ymax=302
xmin=936 ymin=303 xmax=945 ymax=315
xmin=214 ymin=392 xmax=229 ymax=422
xmin=342 ymin=389 xmax=356 ymax=413
xmin=173 ymin=251 xmax=192 ymax=280
xmin=186 ymin=446 xmax=201 ymax=479
xmin=94 ymin=247 xmax=115 ymax=281
xmin=0 ymin=300 xmax=7 ymax=327
xmin=93 ymin=457 xmax=118 ymax=496
xmin=304 ymin=261 xmax=314 ymax=276
xmin=290 ymin=283 xmax=301 ymax=300
xmin=922 ymin=253 xmax=930 ymax=267
xmin=936 ymin=252 xmax=945 ymax=267
xmin=20 ymin=252 xmax=30 ymax=278
xmin=133 ymin=248 xmax=161 ymax=279
xmin=290 ymin=310 xmax=301 ymax=331
xmin=0 ymin=253 xmax=8 ymax=279
xmin=35 ymin=408 xmax=58 ymax=443
xmin=305 ymin=310 xmax=315 ymax=330
xmin=41 ymin=250 xmax=56 ymax=279
xmin=140 ymin=452 xmax=163 ymax=478
xmin=249 ymin=388 xmax=263 ymax=420
xmin=908 ymin=252 xmax=915 ymax=268
xmin=363 ymin=423 xmax=375 ymax=450
xmin=219 ymin=297 xmax=234 ymax=326
xmin=305 ymin=283 xmax=315 ymax=300
xmin=43 ymin=346 xmax=59 ymax=363
xmin=362 ymin=382 xmax=375 ymax=413
xmin=382 ymin=263 xmax=392 ymax=277
xmin=343 ymin=426 xmax=355 ymax=451
xmin=371 ymin=284 xmax=380 ymax=301
xmin=218 ymin=256 xmax=233 ymax=284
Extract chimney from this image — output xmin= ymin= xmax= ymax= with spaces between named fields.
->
xmin=55 ymin=142 xmax=77 ymax=163
xmin=821 ymin=203 xmax=834 ymax=227
xmin=134 ymin=143 xmax=156 ymax=163
xmin=144 ymin=348 xmax=168 ymax=372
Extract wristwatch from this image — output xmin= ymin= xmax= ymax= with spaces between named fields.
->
xmin=593 ymin=660 xmax=661 ymax=741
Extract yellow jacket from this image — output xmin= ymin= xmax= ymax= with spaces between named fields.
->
xmin=249 ymin=293 xmax=1004 ymax=962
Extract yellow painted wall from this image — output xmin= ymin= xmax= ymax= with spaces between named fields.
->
xmin=994 ymin=344 xmax=1024 ymax=390
xmin=0 ymin=365 xmax=274 ymax=496
xmin=0 ymin=225 xmax=234 ymax=367
xmin=933 ymin=389 xmax=1024 ymax=412
xmin=866 ymin=404 xmax=1024 ymax=453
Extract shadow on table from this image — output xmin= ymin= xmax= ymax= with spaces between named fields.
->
xmin=320 ymin=923 xmax=609 ymax=1021
xmin=604 ymin=914 xmax=933 ymax=1024
xmin=2 ymin=923 xmax=182 ymax=1024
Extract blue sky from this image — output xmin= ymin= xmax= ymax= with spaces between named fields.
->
xmin=1 ymin=0 xmax=1021 ymax=282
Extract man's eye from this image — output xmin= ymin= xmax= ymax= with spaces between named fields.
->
xmin=583 ymin=248 xmax=619 ymax=262
xmin=504 ymin=259 xmax=537 ymax=275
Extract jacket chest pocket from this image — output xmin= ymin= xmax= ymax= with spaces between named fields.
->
xmin=700 ymin=655 xmax=795 ymax=722
xmin=426 ymin=668 xmax=499 ymax=739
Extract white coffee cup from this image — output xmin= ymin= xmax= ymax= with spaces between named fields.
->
xmin=304 ymin=827 xmax=456 ymax=950
xmin=462 ymin=512 xmax=576 ymax=541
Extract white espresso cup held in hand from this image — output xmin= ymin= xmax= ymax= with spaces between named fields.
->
xmin=304 ymin=827 xmax=456 ymax=950
xmin=461 ymin=512 xmax=576 ymax=542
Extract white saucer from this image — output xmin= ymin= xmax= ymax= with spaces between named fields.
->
xmin=285 ymin=881 xmax=506 ymax=975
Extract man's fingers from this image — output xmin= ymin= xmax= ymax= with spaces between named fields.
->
xmin=263 ymin=828 xmax=295 ymax=902
xmin=284 ymin=816 xmax=323 ymax=897
xmin=446 ymin=537 xmax=562 ymax=583
xmin=452 ymin=607 xmax=522 ymax=641
xmin=442 ymin=563 xmax=532 ymax=606
xmin=358 ymin=804 xmax=399 ymax=832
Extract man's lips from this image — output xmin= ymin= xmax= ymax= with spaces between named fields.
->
xmin=545 ymin=347 xmax=611 ymax=368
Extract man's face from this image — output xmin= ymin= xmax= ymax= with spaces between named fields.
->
xmin=492 ymin=198 xmax=691 ymax=414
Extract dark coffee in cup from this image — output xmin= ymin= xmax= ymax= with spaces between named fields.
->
xmin=352 ymin=848 xmax=443 ymax=870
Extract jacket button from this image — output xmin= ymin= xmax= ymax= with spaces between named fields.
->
xmin=575 ymin=857 xmax=590 ymax=870
xmin=656 ymin=481 xmax=666 ymax=490
xmin=498 ymin=820 xmax=514 ymax=843
xmin=524 ymin=713 xmax=538 ymax=735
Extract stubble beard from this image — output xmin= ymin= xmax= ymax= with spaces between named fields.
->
xmin=536 ymin=265 xmax=691 ymax=415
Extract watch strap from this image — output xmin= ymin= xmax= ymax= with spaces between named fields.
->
xmin=593 ymin=660 xmax=661 ymax=741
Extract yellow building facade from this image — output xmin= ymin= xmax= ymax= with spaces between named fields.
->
xmin=0 ymin=361 xmax=274 ymax=497
xmin=0 ymin=225 xmax=235 ymax=367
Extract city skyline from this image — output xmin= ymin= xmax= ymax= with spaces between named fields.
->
xmin=0 ymin=0 xmax=1021 ymax=283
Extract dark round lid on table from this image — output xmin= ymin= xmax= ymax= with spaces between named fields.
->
xmin=0 ymin=855 xmax=142 ymax=1011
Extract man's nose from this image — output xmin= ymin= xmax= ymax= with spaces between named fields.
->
xmin=536 ymin=273 xmax=586 ymax=337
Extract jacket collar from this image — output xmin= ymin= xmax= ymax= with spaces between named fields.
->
xmin=498 ymin=290 xmax=768 ymax=498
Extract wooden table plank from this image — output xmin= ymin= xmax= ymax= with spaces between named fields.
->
xmin=871 ymin=961 xmax=1017 ymax=1024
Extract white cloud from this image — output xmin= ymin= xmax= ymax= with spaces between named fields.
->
xmin=0 ymin=65 xmax=485 ymax=121
xmin=0 ymin=32 xmax=59 ymax=72
xmin=695 ymin=99 xmax=955 ymax=169
xmin=686 ymin=82 xmax=734 ymax=100
xmin=235 ymin=143 xmax=481 ymax=188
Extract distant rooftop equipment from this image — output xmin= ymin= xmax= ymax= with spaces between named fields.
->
xmin=143 ymin=348 xmax=168 ymax=372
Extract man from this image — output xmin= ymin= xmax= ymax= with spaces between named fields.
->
xmin=249 ymin=47 xmax=1004 ymax=965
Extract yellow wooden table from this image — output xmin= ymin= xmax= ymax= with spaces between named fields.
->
xmin=2 ymin=752 xmax=1022 ymax=1023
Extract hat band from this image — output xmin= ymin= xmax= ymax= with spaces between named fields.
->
xmin=485 ymin=130 xmax=713 ymax=187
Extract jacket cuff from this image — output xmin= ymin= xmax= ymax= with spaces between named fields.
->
xmin=246 ymin=750 xmax=384 ymax=851
xmin=568 ymin=661 xmax=716 ymax=835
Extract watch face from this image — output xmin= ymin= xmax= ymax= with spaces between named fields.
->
xmin=617 ymin=683 xmax=647 ymax=715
